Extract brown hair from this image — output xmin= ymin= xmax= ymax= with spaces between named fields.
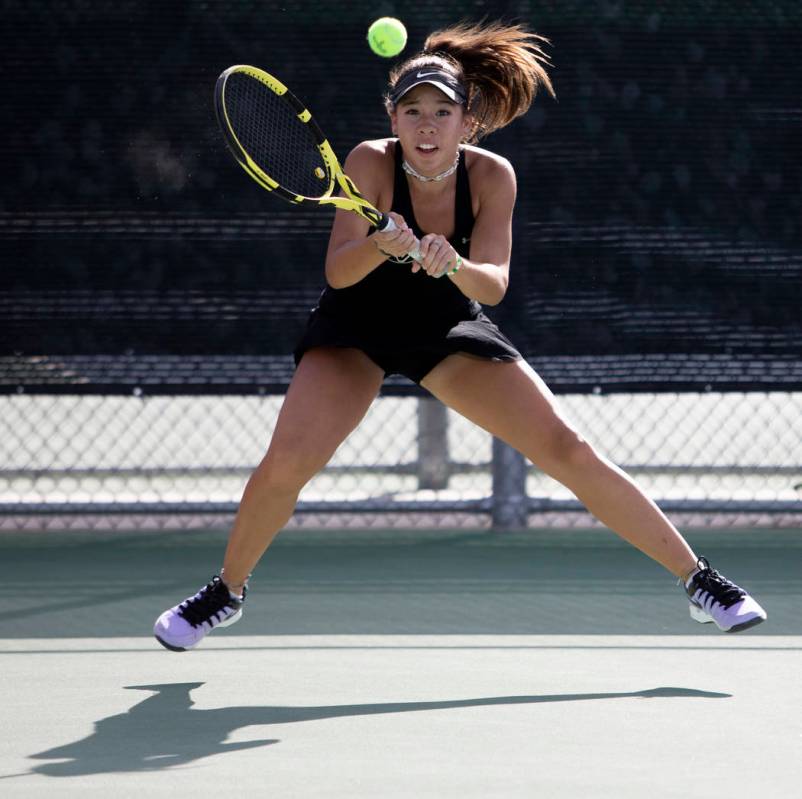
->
xmin=386 ymin=20 xmax=555 ymax=142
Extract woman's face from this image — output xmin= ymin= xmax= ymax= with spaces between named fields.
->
xmin=390 ymin=84 xmax=472 ymax=176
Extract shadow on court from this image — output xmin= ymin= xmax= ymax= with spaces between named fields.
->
xmin=22 ymin=681 xmax=730 ymax=778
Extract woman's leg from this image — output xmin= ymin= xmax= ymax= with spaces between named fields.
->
xmin=220 ymin=347 xmax=385 ymax=590
xmin=155 ymin=347 xmax=385 ymax=650
xmin=421 ymin=355 xmax=698 ymax=578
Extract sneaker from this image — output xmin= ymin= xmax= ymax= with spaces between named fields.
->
xmin=154 ymin=576 xmax=245 ymax=651
xmin=683 ymin=557 xmax=766 ymax=633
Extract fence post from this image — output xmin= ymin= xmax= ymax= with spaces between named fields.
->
xmin=491 ymin=437 xmax=528 ymax=531
xmin=417 ymin=397 xmax=450 ymax=489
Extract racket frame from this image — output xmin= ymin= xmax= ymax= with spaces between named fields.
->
xmin=216 ymin=65 xmax=395 ymax=233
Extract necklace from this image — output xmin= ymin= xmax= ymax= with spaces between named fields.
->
xmin=402 ymin=151 xmax=460 ymax=182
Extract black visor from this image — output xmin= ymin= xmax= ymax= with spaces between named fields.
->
xmin=389 ymin=68 xmax=468 ymax=105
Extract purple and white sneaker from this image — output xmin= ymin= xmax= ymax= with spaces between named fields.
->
xmin=154 ymin=576 xmax=245 ymax=651
xmin=684 ymin=557 xmax=766 ymax=633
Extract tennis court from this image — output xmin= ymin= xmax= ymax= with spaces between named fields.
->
xmin=1 ymin=527 xmax=801 ymax=797
xmin=3 ymin=2 xmax=802 ymax=798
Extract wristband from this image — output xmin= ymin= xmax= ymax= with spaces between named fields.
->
xmin=448 ymin=255 xmax=463 ymax=275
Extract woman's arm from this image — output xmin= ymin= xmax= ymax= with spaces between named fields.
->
xmin=417 ymin=153 xmax=516 ymax=307
xmin=324 ymin=141 xmax=417 ymax=289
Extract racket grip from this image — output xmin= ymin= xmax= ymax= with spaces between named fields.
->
xmin=380 ymin=215 xmax=423 ymax=262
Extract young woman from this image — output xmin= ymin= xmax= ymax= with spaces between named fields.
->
xmin=154 ymin=22 xmax=766 ymax=651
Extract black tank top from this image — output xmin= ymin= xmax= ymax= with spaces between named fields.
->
xmin=315 ymin=140 xmax=481 ymax=332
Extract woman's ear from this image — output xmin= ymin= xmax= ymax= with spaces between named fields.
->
xmin=462 ymin=113 xmax=474 ymax=139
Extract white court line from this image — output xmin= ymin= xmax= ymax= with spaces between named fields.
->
xmin=1 ymin=635 xmax=800 ymax=654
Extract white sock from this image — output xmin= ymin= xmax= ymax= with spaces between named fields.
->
xmin=220 ymin=568 xmax=249 ymax=601
xmin=684 ymin=568 xmax=702 ymax=590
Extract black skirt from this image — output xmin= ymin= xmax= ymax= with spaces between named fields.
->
xmin=294 ymin=306 xmax=522 ymax=385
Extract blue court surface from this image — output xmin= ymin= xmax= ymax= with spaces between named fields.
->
xmin=1 ymin=527 xmax=800 ymax=798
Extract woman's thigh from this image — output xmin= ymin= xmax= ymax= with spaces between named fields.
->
xmin=265 ymin=347 xmax=385 ymax=475
xmin=420 ymin=354 xmax=588 ymax=470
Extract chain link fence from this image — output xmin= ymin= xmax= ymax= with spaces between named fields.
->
xmin=2 ymin=391 xmax=800 ymax=532
xmin=3 ymin=5 xmax=800 ymax=533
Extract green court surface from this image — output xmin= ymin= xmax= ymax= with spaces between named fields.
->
xmin=1 ymin=528 xmax=800 ymax=798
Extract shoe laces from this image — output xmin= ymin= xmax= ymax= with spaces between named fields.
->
xmin=688 ymin=557 xmax=745 ymax=609
xmin=179 ymin=576 xmax=242 ymax=628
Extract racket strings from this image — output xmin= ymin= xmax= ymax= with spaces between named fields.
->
xmin=225 ymin=73 xmax=329 ymax=198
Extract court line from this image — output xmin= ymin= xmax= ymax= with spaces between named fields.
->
xmin=1 ymin=644 xmax=800 ymax=655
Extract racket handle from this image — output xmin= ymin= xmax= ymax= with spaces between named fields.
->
xmin=380 ymin=215 xmax=423 ymax=262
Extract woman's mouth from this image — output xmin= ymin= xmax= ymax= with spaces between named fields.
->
xmin=416 ymin=143 xmax=439 ymax=155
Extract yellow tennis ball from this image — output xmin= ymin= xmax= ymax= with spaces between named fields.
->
xmin=367 ymin=17 xmax=407 ymax=58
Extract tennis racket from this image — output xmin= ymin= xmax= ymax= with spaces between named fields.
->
xmin=214 ymin=64 xmax=422 ymax=260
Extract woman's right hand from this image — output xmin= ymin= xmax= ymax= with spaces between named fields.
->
xmin=371 ymin=212 xmax=417 ymax=261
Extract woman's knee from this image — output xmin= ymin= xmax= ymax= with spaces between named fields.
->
xmin=251 ymin=444 xmax=328 ymax=495
xmin=534 ymin=423 xmax=599 ymax=475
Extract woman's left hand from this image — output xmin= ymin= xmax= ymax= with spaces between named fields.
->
xmin=414 ymin=234 xmax=458 ymax=279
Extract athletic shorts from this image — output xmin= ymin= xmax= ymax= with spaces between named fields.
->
xmin=293 ymin=308 xmax=522 ymax=385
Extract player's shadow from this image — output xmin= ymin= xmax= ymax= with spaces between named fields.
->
xmin=26 ymin=681 xmax=730 ymax=777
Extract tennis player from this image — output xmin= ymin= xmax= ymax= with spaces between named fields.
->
xmin=154 ymin=21 xmax=766 ymax=650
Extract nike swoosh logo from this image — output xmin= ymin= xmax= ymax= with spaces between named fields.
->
xmin=416 ymin=71 xmax=442 ymax=79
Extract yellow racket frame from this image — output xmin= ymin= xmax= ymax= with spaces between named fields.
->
xmin=215 ymin=65 xmax=386 ymax=229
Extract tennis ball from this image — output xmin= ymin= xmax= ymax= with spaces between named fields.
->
xmin=367 ymin=17 xmax=407 ymax=58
